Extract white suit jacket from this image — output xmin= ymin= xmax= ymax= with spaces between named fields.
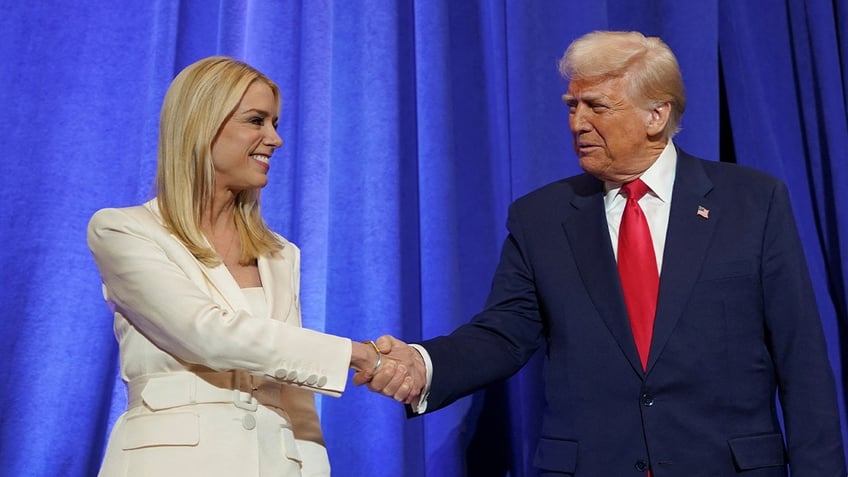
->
xmin=88 ymin=200 xmax=352 ymax=477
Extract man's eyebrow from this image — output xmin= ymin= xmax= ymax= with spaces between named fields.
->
xmin=564 ymin=92 xmax=608 ymax=102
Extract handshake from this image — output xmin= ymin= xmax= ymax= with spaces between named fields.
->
xmin=351 ymin=336 xmax=427 ymax=406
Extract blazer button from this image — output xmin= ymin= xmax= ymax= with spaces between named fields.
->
xmin=242 ymin=413 xmax=256 ymax=430
xmin=296 ymin=370 xmax=310 ymax=383
xmin=634 ymin=460 xmax=648 ymax=472
xmin=317 ymin=376 xmax=327 ymax=387
xmin=641 ymin=393 xmax=654 ymax=407
xmin=274 ymin=368 xmax=288 ymax=379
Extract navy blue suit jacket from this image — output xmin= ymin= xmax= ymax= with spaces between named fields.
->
xmin=420 ymin=150 xmax=845 ymax=476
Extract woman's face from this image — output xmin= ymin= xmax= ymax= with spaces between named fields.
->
xmin=210 ymin=81 xmax=282 ymax=194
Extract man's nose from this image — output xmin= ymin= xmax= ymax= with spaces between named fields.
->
xmin=570 ymin=104 xmax=590 ymax=132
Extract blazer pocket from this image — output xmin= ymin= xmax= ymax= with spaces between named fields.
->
xmin=727 ymin=433 xmax=786 ymax=470
xmin=533 ymin=437 xmax=578 ymax=474
xmin=281 ymin=426 xmax=302 ymax=463
xmin=698 ymin=259 xmax=755 ymax=282
xmin=122 ymin=412 xmax=199 ymax=450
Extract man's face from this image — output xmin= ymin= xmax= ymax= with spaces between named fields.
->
xmin=563 ymin=76 xmax=663 ymax=183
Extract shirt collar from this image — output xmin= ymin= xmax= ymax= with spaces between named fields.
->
xmin=604 ymin=141 xmax=677 ymax=205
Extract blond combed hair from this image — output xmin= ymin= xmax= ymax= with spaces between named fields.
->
xmin=559 ymin=31 xmax=686 ymax=138
xmin=155 ymin=56 xmax=284 ymax=266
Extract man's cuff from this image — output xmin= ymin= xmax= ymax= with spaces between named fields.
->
xmin=408 ymin=344 xmax=432 ymax=414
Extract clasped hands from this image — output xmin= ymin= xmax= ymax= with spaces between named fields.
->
xmin=353 ymin=335 xmax=426 ymax=405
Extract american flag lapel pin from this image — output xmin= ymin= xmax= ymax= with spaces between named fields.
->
xmin=697 ymin=205 xmax=710 ymax=219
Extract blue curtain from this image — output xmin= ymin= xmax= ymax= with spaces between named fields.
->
xmin=0 ymin=1 xmax=844 ymax=476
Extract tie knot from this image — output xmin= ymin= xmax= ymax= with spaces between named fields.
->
xmin=621 ymin=179 xmax=650 ymax=201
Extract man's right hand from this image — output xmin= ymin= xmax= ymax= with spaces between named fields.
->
xmin=353 ymin=335 xmax=426 ymax=405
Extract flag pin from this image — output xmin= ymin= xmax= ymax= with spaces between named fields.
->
xmin=697 ymin=205 xmax=709 ymax=219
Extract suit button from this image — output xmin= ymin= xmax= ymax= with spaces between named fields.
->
xmin=317 ymin=376 xmax=327 ymax=387
xmin=242 ymin=413 xmax=256 ymax=430
xmin=634 ymin=460 xmax=648 ymax=472
xmin=641 ymin=393 xmax=654 ymax=407
xmin=274 ymin=368 xmax=288 ymax=379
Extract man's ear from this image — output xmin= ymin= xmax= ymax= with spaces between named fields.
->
xmin=646 ymin=102 xmax=671 ymax=136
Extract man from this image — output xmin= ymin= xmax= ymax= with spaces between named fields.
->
xmin=358 ymin=31 xmax=846 ymax=476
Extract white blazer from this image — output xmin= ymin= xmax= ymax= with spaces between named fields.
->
xmin=88 ymin=200 xmax=352 ymax=477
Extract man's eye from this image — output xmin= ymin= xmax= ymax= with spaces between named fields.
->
xmin=591 ymin=105 xmax=608 ymax=113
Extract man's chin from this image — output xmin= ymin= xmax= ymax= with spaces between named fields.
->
xmin=579 ymin=157 xmax=643 ymax=183
xmin=578 ymin=157 xmax=610 ymax=179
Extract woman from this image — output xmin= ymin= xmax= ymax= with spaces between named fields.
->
xmin=87 ymin=57 xmax=399 ymax=476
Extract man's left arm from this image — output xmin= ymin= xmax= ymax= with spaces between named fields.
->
xmin=763 ymin=182 xmax=846 ymax=475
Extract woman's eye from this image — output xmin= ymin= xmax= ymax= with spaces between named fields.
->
xmin=250 ymin=117 xmax=264 ymax=125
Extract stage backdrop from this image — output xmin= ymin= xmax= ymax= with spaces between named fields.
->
xmin=0 ymin=1 xmax=845 ymax=476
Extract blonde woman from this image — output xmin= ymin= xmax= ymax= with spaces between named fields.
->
xmin=88 ymin=57 xmax=408 ymax=477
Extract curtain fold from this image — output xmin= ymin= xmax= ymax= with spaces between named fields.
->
xmin=0 ymin=1 xmax=844 ymax=476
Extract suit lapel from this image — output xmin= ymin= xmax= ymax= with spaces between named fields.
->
xmin=561 ymin=178 xmax=645 ymax=375
xmin=258 ymin=251 xmax=297 ymax=324
xmin=646 ymin=152 xmax=717 ymax=372
xmin=201 ymin=262 xmax=250 ymax=313
xmin=142 ymin=200 xmax=249 ymax=314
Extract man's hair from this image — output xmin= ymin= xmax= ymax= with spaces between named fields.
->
xmin=559 ymin=31 xmax=686 ymax=138
xmin=155 ymin=56 xmax=283 ymax=266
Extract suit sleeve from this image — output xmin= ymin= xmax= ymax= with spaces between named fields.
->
xmin=763 ymin=183 xmax=846 ymax=475
xmin=421 ymin=203 xmax=546 ymax=412
xmin=87 ymin=207 xmax=352 ymax=397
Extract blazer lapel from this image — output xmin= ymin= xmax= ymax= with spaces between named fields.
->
xmin=142 ymin=200 xmax=249 ymax=314
xmin=201 ymin=262 xmax=250 ymax=313
xmin=258 ymin=251 xmax=297 ymax=324
xmin=646 ymin=152 xmax=718 ymax=373
xmin=561 ymin=177 xmax=645 ymax=375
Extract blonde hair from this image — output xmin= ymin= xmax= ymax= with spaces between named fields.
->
xmin=155 ymin=56 xmax=283 ymax=266
xmin=558 ymin=31 xmax=686 ymax=138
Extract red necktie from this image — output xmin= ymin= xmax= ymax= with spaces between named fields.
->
xmin=617 ymin=179 xmax=659 ymax=371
